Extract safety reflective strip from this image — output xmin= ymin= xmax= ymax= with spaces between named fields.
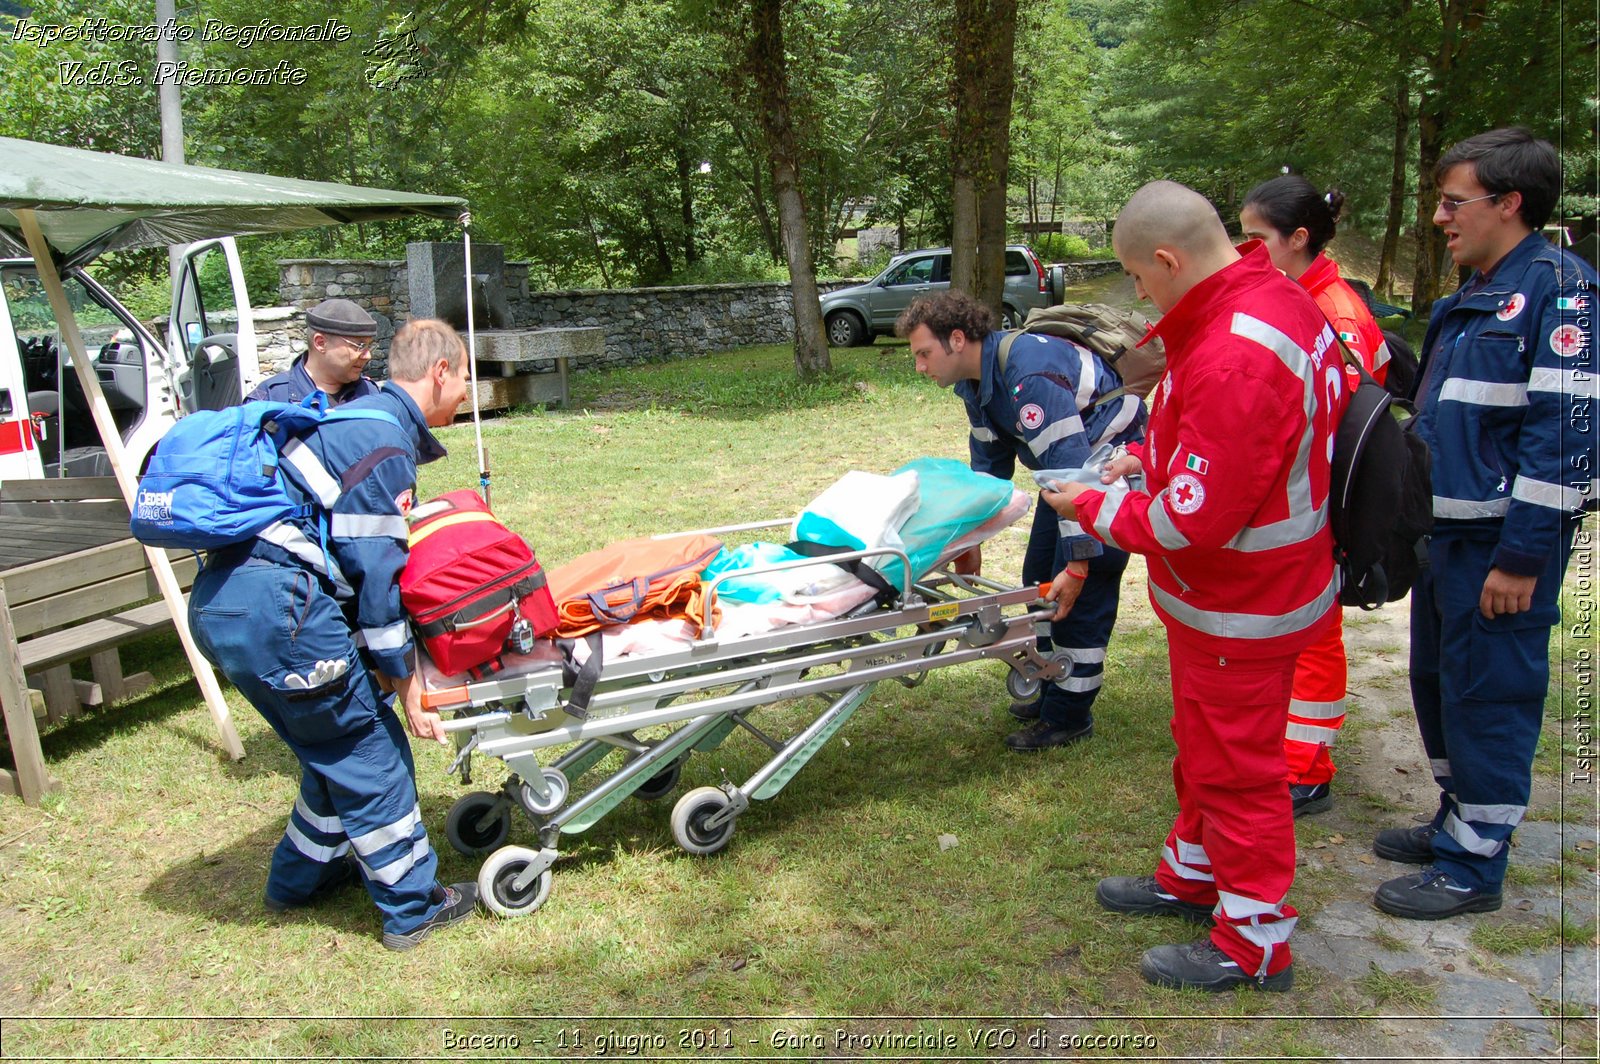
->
xmin=1433 ymin=495 xmax=1510 ymax=519
xmin=1028 ymin=414 xmax=1086 ymax=458
xmin=1286 ymin=721 xmax=1339 ymax=746
xmin=1230 ymin=313 xmax=1319 ymax=521
xmin=294 ymin=798 xmax=344 ymax=836
xmin=280 ymin=437 xmax=343 ymax=507
xmin=1056 ymin=647 xmax=1108 ymax=665
xmin=1430 ymin=758 xmax=1452 ymax=778
xmin=1442 ymin=812 xmax=1504 ymax=857
xmin=1074 ymin=350 xmax=1097 ymax=410
xmin=330 ymin=513 xmax=408 ymax=540
xmin=1513 ymin=475 xmax=1587 ymax=512
xmin=256 ymin=521 xmax=353 ymax=597
xmin=349 ymin=803 xmax=422 ymax=857
xmin=1529 ymin=367 xmax=1599 ymax=399
xmin=1148 ymin=495 xmax=1191 ymax=550
xmin=1232 ymin=915 xmax=1297 ymax=949
xmin=1161 ymin=844 xmax=1215 ymax=881
xmin=1226 ymin=503 xmax=1327 ymax=553
xmin=1092 ymin=395 xmax=1140 ymax=447
xmin=970 ymin=426 xmax=999 ymax=443
xmin=1456 ymin=801 xmax=1526 ymax=826
xmin=1216 ymin=890 xmax=1284 ymax=920
xmin=1174 ymin=838 xmax=1209 ymax=865
xmin=1150 ymin=569 xmax=1338 ymax=640
xmin=1058 ymin=518 xmax=1086 ymax=538
xmin=361 ymin=837 xmax=432 ymax=887
xmin=1092 ymin=482 xmax=1129 ymax=551
xmin=1050 ymin=673 xmax=1104 ymax=693
xmin=1439 ymin=378 xmax=1529 ymax=407
xmin=1288 ymin=697 xmax=1346 ymax=721
xmin=1372 ymin=337 xmax=1392 ymax=373
xmin=286 ymin=822 xmax=352 ymax=864
xmin=359 ymin=621 xmax=411 ymax=652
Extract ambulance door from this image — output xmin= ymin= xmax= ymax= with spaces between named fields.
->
xmin=0 ymin=267 xmax=57 ymax=484
xmin=169 ymin=237 xmax=258 ymax=412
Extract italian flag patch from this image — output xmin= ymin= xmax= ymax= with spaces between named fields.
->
xmin=1338 ymin=330 xmax=1359 ymax=343
xmin=1558 ymin=296 xmax=1586 ymax=312
xmin=1185 ymin=454 xmax=1209 ymax=475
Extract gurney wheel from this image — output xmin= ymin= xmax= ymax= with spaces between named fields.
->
xmin=1005 ymin=669 xmax=1041 ymax=703
xmin=633 ymin=758 xmax=684 ymax=802
xmin=479 ymin=846 xmax=553 ymax=918
xmin=445 ymin=791 xmax=512 ymax=857
xmin=671 ymin=787 xmax=736 ymax=856
xmin=518 ymin=768 xmax=570 ymax=817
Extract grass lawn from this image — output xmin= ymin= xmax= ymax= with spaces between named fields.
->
xmin=0 ymin=340 xmax=1592 ymax=1060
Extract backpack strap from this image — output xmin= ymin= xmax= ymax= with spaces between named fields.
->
xmin=1335 ymin=334 xmax=1417 ymax=416
xmin=998 ymin=330 xmax=1126 ymax=411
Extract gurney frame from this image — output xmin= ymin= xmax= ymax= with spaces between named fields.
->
xmin=427 ymin=541 xmax=1063 ymax=917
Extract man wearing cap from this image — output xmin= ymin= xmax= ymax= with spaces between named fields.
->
xmin=248 ymin=298 xmax=382 ymax=407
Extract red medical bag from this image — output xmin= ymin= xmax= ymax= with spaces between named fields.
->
xmin=401 ymin=490 xmax=558 ymax=676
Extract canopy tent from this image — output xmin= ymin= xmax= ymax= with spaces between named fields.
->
xmin=0 ymin=136 xmax=468 ymax=798
xmin=0 ymin=135 xmax=465 ymax=268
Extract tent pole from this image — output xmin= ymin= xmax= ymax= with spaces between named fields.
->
xmin=15 ymin=210 xmax=245 ymax=763
xmin=461 ymin=215 xmax=488 ymax=506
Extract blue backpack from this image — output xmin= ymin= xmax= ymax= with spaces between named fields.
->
xmin=130 ymin=400 xmax=399 ymax=550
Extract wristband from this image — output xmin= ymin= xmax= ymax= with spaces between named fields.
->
xmin=1063 ymin=565 xmax=1089 ymax=581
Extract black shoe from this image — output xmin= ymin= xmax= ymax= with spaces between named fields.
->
xmin=382 ymin=882 xmax=480 ymax=951
xmin=1008 ymin=698 xmax=1042 ymax=721
xmin=1004 ymin=719 xmax=1092 ymax=752
xmin=1373 ymin=822 xmax=1438 ymax=864
xmin=264 ymin=854 xmax=360 ymax=913
xmin=1096 ymin=875 xmax=1214 ymax=924
xmin=1139 ymin=940 xmax=1293 ymax=992
xmin=1290 ymin=782 xmax=1332 ymax=818
xmin=1373 ymin=868 xmax=1502 ymax=920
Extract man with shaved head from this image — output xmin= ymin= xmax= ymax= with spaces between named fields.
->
xmin=1043 ymin=180 xmax=1344 ymax=992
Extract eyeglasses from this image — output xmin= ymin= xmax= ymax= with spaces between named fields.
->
xmin=1437 ymin=192 xmax=1499 ymax=215
xmin=334 ymin=335 xmax=374 ymax=355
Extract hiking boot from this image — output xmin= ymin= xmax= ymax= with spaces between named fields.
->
xmin=1004 ymin=719 xmax=1093 ymax=752
xmin=263 ymin=854 xmax=360 ymax=913
xmin=1373 ymin=822 xmax=1438 ymax=864
xmin=381 ymin=882 xmax=480 ymax=951
xmin=1373 ymin=868 xmax=1502 ymax=921
xmin=1096 ymin=875 xmax=1213 ymax=924
xmin=1008 ymin=697 xmax=1042 ymax=721
xmin=1139 ymin=939 xmax=1293 ymax=992
xmin=1290 ymin=782 xmax=1333 ymax=818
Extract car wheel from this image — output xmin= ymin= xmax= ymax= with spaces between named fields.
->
xmin=826 ymin=311 xmax=868 ymax=348
xmin=1000 ymin=305 xmax=1020 ymax=330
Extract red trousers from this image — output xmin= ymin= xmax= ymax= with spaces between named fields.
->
xmin=1285 ymin=613 xmax=1347 ymax=785
xmin=1153 ymin=640 xmax=1299 ymax=977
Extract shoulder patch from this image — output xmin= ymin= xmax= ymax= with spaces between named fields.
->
xmin=1169 ymin=474 xmax=1205 ymax=515
xmin=394 ymin=488 xmax=415 ymax=515
xmin=1496 ymin=292 xmax=1526 ymax=321
xmin=1550 ymin=323 xmax=1586 ymax=359
xmin=1019 ymin=403 xmax=1045 ymax=430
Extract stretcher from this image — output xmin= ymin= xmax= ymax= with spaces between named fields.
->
xmin=420 ymin=489 xmax=1062 ymax=917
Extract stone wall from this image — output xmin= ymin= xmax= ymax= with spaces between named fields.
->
xmin=276 ymin=257 xmax=865 ymax=374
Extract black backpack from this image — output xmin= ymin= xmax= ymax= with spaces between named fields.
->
xmin=1380 ymin=328 xmax=1419 ymax=400
xmin=1329 ymin=339 xmax=1434 ymax=609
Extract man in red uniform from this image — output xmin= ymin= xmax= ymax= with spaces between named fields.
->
xmin=1044 ymin=181 xmax=1343 ymax=992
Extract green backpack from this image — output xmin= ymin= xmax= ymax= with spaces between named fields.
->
xmin=1000 ymin=302 xmax=1167 ymax=399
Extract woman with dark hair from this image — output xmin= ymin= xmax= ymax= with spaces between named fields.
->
xmin=1238 ymin=175 xmax=1390 ymax=820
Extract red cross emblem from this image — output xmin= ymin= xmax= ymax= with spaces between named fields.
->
xmin=1169 ymin=474 xmax=1205 ymax=514
xmin=1019 ymin=403 xmax=1045 ymax=430
xmin=1174 ymin=482 xmax=1195 ymax=505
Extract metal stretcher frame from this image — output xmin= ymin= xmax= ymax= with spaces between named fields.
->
xmin=423 ymin=520 xmax=1063 ymax=918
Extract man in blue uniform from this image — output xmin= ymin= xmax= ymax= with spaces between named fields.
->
xmin=1373 ymin=128 xmax=1596 ymax=919
xmin=897 ymin=290 xmax=1146 ymax=751
xmin=247 ymin=298 xmax=383 ymax=406
xmin=191 ymin=318 xmax=478 ymax=950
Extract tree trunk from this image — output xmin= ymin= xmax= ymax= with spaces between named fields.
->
xmin=1376 ymin=70 xmax=1410 ymax=301
xmin=675 ymin=140 xmax=698 ymax=266
xmin=745 ymin=0 xmax=830 ymax=377
xmin=950 ymin=0 xmax=1018 ymax=318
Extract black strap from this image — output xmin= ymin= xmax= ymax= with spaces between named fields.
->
xmin=557 ymin=633 xmax=603 ymax=718
xmin=785 ymin=540 xmax=898 ymax=600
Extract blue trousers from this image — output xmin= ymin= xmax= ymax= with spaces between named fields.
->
xmin=1021 ymin=498 xmax=1129 ymax=730
xmin=190 ymin=560 xmax=446 ymax=935
xmin=1409 ymin=527 xmax=1575 ymax=891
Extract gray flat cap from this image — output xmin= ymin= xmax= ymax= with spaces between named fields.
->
xmin=305 ymin=298 xmax=378 ymax=337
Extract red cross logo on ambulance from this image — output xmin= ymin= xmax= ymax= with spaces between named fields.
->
xmin=1169 ymin=473 xmax=1205 ymax=514
xmin=1550 ymin=324 xmax=1586 ymax=359
xmin=1019 ymin=403 xmax=1045 ymax=431
xmin=1496 ymin=292 xmax=1526 ymax=321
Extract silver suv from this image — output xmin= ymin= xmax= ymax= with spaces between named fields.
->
xmin=820 ymin=245 xmax=1053 ymax=347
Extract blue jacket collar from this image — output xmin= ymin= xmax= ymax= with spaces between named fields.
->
xmin=1455 ymin=231 xmax=1556 ymax=307
xmin=953 ymin=331 xmax=1004 ymax=407
xmin=378 ymin=383 xmax=448 ymax=465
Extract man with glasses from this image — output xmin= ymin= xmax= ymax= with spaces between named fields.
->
xmin=1371 ymin=127 xmax=1596 ymax=920
xmin=249 ymin=297 xmax=382 ymax=407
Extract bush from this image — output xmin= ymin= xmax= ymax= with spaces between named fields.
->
xmin=1032 ymin=232 xmax=1102 ymax=262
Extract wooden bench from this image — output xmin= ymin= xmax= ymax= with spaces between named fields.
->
xmin=0 ymin=478 xmax=197 ymax=803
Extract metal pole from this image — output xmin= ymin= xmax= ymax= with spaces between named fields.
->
xmin=154 ymin=0 xmax=186 ymax=286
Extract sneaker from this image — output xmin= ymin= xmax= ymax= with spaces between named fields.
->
xmin=381 ymin=882 xmax=480 ymax=951
xmin=1373 ymin=822 xmax=1438 ymax=864
xmin=263 ymin=854 xmax=360 ymax=913
xmin=1004 ymin=719 xmax=1093 ymax=752
xmin=1139 ymin=939 xmax=1293 ymax=992
xmin=1373 ymin=868 xmax=1502 ymax=921
xmin=1290 ymin=782 xmax=1332 ymax=818
xmin=1096 ymin=875 xmax=1214 ymax=924
xmin=1008 ymin=697 xmax=1042 ymax=721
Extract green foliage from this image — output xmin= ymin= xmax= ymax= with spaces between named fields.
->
xmin=1032 ymin=233 xmax=1114 ymax=261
